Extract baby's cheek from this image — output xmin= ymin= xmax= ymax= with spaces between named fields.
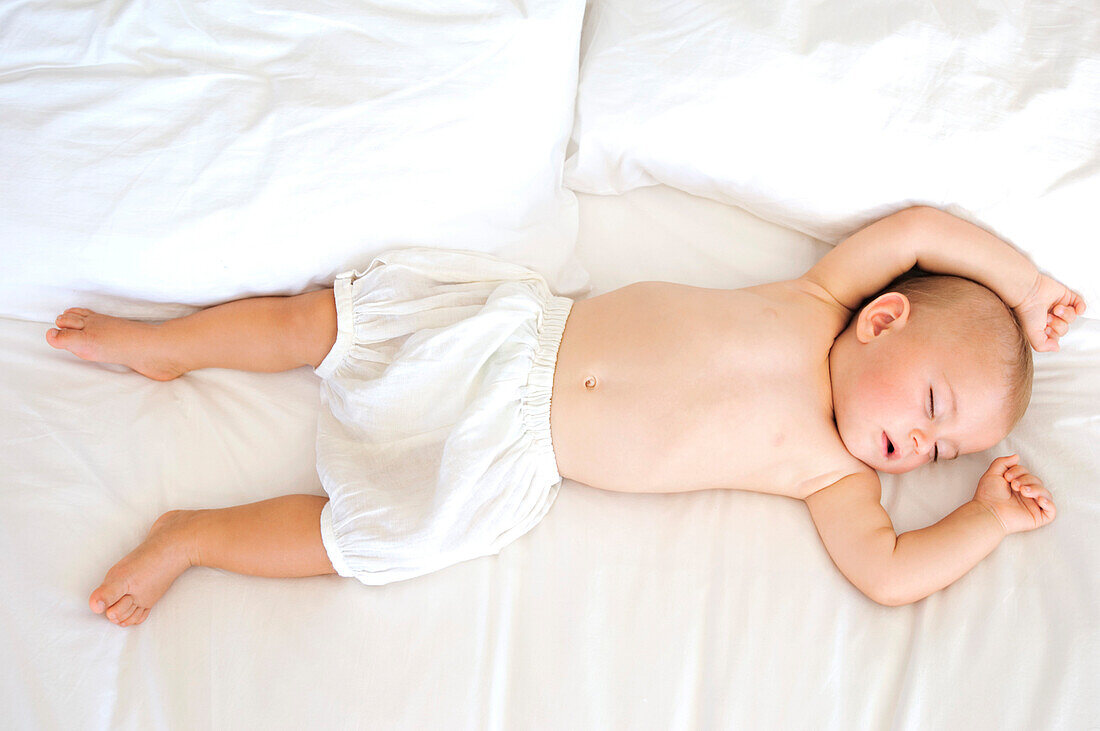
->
xmin=861 ymin=375 xmax=899 ymax=417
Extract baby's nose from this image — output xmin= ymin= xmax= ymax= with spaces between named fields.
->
xmin=911 ymin=430 xmax=933 ymax=456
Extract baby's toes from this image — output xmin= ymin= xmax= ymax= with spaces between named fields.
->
xmin=121 ymin=607 xmax=149 ymax=627
xmin=46 ymin=326 xmax=87 ymax=352
xmin=65 ymin=307 xmax=94 ymax=317
xmin=55 ymin=312 xmax=86 ymax=330
xmin=105 ymin=595 xmax=135 ymax=624
xmin=90 ymin=575 xmax=128 ymax=616
xmin=116 ymin=602 xmax=140 ymax=625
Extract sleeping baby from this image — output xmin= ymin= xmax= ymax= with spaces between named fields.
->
xmin=46 ymin=205 xmax=1086 ymax=627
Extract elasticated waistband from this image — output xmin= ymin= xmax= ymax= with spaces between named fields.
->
xmin=520 ymin=295 xmax=572 ymax=479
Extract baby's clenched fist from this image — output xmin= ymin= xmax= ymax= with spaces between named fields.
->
xmin=972 ymin=454 xmax=1056 ymax=534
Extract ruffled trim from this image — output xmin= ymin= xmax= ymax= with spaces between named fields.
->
xmin=314 ymin=271 xmax=359 ymax=380
xmin=319 ymin=500 xmax=354 ymax=578
xmin=521 ymin=295 xmax=572 ymax=475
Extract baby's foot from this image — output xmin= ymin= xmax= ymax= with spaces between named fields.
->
xmin=46 ymin=308 xmax=183 ymax=381
xmin=89 ymin=510 xmax=197 ymax=628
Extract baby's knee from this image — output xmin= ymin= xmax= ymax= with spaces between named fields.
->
xmin=290 ymin=289 xmax=338 ymax=368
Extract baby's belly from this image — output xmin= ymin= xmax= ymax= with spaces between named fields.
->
xmin=548 ymin=286 xmax=772 ymax=494
xmin=550 ymin=369 xmax=731 ymax=492
xmin=550 ymin=357 xmax=833 ymax=497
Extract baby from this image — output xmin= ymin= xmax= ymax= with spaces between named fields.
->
xmin=46 ymin=205 xmax=1086 ymax=627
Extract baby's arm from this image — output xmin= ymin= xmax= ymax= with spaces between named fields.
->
xmin=803 ymin=456 xmax=1054 ymax=606
xmin=802 ymin=206 xmax=1086 ymax=349
xmin=803 ymin=206 xmax=1037 ymax=311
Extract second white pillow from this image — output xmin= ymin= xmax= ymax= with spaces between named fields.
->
xmin=566 ymin=0 xmax=1099 ymax=303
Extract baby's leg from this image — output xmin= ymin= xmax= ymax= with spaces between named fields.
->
xmin=47 ymin=290 xmax=337 ymax=380
xmin=90 ymin=494 xmax=335 ymax=627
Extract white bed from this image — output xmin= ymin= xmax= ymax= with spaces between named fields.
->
xmin=2 ymin=0 xmax=1098 ymax=728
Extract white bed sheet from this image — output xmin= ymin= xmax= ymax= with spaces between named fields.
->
xmin=3 ymin=185 xmax=1098 ymax=729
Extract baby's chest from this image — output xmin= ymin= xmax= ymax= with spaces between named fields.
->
xmin=549 ymin=281 xmax=848 ymax=494
xmin=659 ymin=355 xmax=842 ymax=490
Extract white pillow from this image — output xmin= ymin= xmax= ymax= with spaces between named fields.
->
xmin=0 ymin=0 xmax=589 ymax=322
xmin=566 ymin=0 xmax=1100 ymax=306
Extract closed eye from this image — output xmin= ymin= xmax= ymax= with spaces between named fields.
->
xmin=930 ymin=388 xmax=938 ymax=463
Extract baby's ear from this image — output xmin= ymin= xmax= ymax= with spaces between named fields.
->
xmin=855 ymin=292 xmax=911 ymax=342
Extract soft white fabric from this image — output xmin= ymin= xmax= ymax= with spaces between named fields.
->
xmin=313 ymin=247 xmax=571 ymax=585
xmin=4 ymin=186 xmax=1097 ymax=728
xmin=0 ymin=0 xmax=590 ymax=323
xmin=566 ymin=0 xmax=1100 ymax=306
xmin=3 ymin=0 xmax=1098 ymax=722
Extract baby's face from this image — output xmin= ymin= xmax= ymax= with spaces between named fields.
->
xmin=832 ymin=319 xmax=1010 ymax=474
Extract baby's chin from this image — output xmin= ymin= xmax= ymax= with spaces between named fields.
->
xmin=874 ymin=460 xmax=916 ymax=475
xmin=852 ymin=452 xmax=907 ymax=474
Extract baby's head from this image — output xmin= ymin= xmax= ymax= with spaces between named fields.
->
xmin=829 ymin=269 xmax=1032 ymax=474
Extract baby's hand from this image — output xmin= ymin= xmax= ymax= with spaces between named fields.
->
xmin=1014 ymin=273 xmax=1086 ymax=352
xmin=972 ymin=454 xmax=1056 ymax=534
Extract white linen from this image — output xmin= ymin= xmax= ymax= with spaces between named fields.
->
xmin=314 ymin=247 xmax=571 ymax=585
xmin=0 ymin=0 xmax=590 ymax=323
xmin=3 ymin=185 xmax=1098 ymax=728
xmin=3 ymin=0 xmax=1097 ymax=724
xmin=566 ymin=0 xmax=1100 ymax=307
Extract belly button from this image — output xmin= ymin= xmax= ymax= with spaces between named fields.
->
xmin=584 ymin=375 xmax=597 ymax=390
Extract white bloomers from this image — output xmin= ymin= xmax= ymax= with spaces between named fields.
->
xmin=313 ymin=247 xmax=573 ymax=585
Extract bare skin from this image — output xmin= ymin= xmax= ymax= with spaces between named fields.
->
xmin=550 ymin=278 xmax=863 ymax=497
xmin=51 ymin=293 xmax=338 ymax=627
xmin=47 ymin=308 xmax=183 ymax=381
xmin=51 ymin=207 xmax=1086 ymax=622
xmin=88 ymin=511 xmax=193 ymax=626
xmin=85 ymin=496 xmax=333 ymax=627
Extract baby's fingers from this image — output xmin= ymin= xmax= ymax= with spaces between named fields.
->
xmin=1063 ymin=289 xmax=1086 ymax=317
xmin=1004 ymin=464 xmax=1033 ymax=487
xmin=987 ymin=454 xmax=1020 ymax=477
xmin=1032 ymin=492 xmax=1056 ymax=523
xmin=1018 ymin=482 xmax=1056 ymax=522
xmin=1045 ymin=316 xmax=1069 ymax=338
xmin=1052 ymin=304 xmax=1080 ymax=324
xmin=1013 ymin=475 xmax=1044 ymax=496
xmin=1032 ymin=326 xmax=1061 ymax=352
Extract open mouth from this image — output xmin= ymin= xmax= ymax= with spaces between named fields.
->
xmin=882 ymin=431 xmax=896 ymax=459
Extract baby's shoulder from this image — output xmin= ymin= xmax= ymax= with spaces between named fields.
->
xmin=747 ymin=278 xmax=853 ymax=338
